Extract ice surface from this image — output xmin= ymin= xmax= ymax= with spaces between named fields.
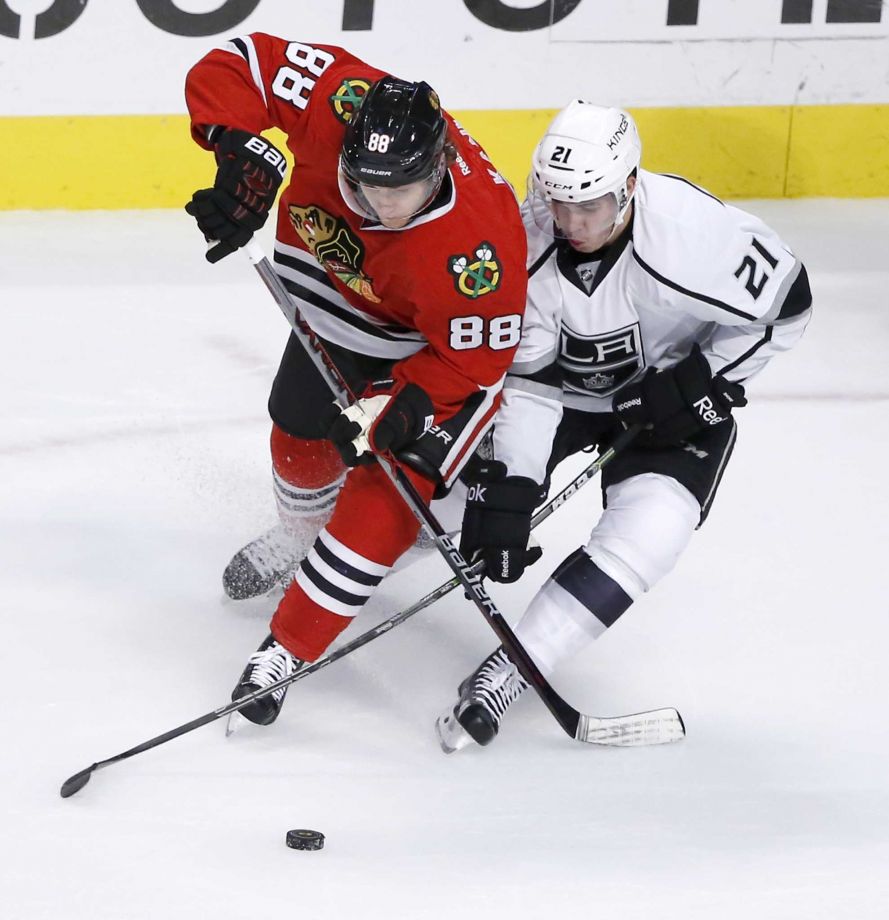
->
xmin=1 ymin=203 xmax=888 ymax=919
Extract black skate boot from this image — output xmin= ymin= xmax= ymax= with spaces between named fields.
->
xmin=231 ymin=633 xmax=303 ymax=725
xmin=435 ymin=647 xmax=529 ymax=753
xmin=222 ymin=524 xmax=303 ymax=600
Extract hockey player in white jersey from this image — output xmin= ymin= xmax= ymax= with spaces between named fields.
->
xmin=436 ymin=101 xmax=812 ymax=752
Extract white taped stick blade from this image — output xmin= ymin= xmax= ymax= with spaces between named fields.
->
xmin=575 ymin=708 xmax=686 ymax=746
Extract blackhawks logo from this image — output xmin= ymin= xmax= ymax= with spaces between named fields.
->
xmin=448 ymin=242 xmax=502 ymax=299
xmin=329 ymin=78 xmax=372 ymax=124
xmin=288 ymin=203 xmax=381 ymax=303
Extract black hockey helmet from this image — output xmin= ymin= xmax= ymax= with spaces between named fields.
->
xmin=340 ymin=76 xmax=448 ymax=189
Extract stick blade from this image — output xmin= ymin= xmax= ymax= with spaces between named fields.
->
xmin=576 ymin=708 xmax=686 ymax=747
xmin=60 ymin=765 xmax=96 ymax=798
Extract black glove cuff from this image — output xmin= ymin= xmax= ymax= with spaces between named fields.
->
xmin=472 ymin=509 xmax=535 ymax=548
xmin=369 ymin=382 xmax=435 ymax=452
xmin=713 ymin=375 xmax=748 ymax=410
xmin=674 ymin=344 xmax=747 ymax=424
xmin=214 ymin=129 xmax=286 ymax=177
xmin=465 ymin=463 xmax=541 ymax=512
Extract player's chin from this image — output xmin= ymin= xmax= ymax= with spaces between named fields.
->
xmin=567 ymin=236 xmax=606 ymax=253
xmin=378 ymin=214 xmax=412 ymax=229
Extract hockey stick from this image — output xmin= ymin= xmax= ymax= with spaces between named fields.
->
xmin=241 ymin=240 xmax=684 ymax=747
xmin=58 ymin=418 xmax=663 ymax=798
xmin=59 ymin=428 xmax=637 ymax=796
xmin=58 ymin=243 xmax=681 ymax=799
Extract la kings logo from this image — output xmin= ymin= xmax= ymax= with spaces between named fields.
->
xmin=559 ymin=322 xmax=643 ymax=397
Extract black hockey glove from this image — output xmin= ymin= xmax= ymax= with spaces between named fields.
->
xmin=322 ymin=380 xmax=436 ymax=467
xmin=185 ymin=128 xmax=286 ymax=264
xmin=612 ymin=344 xmax=747 ymax=447
xmin=459 ymin=461 xmax=543 ymax=584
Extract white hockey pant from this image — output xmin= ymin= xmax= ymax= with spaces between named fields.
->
xmin=514 ymin=473 xmax=700 ymax=675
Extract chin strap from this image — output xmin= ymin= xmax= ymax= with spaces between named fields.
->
xmin=609 ymin=180 xmax=636 ymax=235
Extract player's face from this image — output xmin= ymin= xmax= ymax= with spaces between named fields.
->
xmin=359 ymin=179 xmax=433 ymax=229
xmin=551 ymin=194 xmax=620 ymax=252
xmin=550 ymin=175 xmax=636 ymax=252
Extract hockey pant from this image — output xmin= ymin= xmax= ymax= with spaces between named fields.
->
xmin=514 ymin=473 xmax=701 ymax=675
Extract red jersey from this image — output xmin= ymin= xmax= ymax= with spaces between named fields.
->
xmin=185 ymin=34 xmax=528 ymax=431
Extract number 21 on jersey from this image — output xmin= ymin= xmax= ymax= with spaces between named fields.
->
xmin=734 ymin=237 xmax=779 ymax=300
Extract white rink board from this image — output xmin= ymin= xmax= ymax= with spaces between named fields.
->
xmin=551 ymin=0 xmax=889 ymax=40
xmin=1 ymin=0 xmax=888 ymax=115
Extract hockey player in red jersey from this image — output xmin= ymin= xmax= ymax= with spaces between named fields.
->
xmin=184 ymin=34 xmax=527 ymax=724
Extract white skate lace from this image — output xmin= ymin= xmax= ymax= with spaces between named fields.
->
xmin=246 ymin=642 xmax=299 ymax=702
xmin=470 ymin=649 xmax=528 ymax=721
xmin=241 ymin=525 xmax=301 ymax=580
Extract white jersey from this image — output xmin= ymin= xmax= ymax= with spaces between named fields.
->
xmin=494 ymin=169 xmax=812 ymax=482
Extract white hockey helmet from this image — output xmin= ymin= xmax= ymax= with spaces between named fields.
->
xmin=529 ymin=101 xmax=642 ymax=235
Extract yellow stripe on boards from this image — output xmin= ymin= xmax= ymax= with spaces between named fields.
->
xmin=786 ymin=104 xmax=889 ymax=197
xmin=3 ymin=105 xmax=888 ymax=210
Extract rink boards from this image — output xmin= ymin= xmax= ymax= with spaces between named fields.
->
xmin=4 ymin=102 xmax=889 ymax=210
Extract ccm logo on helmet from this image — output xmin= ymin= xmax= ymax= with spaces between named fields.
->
xmin=545 ymin=181 xmax=573 ymax=190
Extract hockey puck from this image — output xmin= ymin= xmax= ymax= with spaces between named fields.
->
xmin=286 ymin=829 xmax=325 ymax=851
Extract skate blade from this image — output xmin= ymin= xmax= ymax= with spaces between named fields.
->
xmin=225 ymin=711 xmax=248 ymax=737
xmin=435 ymin=708 xmax=476 ymax=755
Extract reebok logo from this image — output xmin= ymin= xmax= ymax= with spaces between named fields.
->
xmin=467 ymin=484 xmax=487 ymax=503
xmin=500 ymin=549 xmax=510 ymax=578
xmin=693 ymin=396 xmax=726 ymax=426
xmin=616 ymin=396 xmax=642 ymax=412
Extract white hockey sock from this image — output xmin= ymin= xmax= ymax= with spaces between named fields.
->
xmin=514 ymin=572 xmax=614 ymax=676
xmin=273 ymin=467 xmax=346 ymax=555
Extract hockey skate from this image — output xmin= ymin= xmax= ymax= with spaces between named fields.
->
xmin=435 ymin=647 xmax=529 ymax=753
xmin=231 ymin=633 xmax=304 ymax=726
xmin=222 ymin=524 xmax=305 ymax=600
